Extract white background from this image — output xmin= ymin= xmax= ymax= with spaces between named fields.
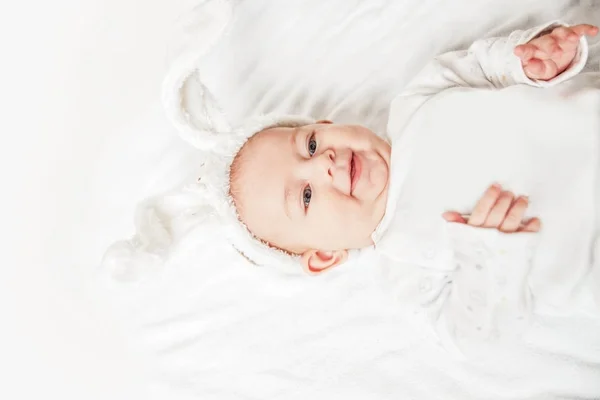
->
xmin=0 ymin=1 xmax=193 ymax=398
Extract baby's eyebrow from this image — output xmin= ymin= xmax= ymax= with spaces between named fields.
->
xmin=291 ymin=128 xmax=297 ymax=148
xmin=290 ymin=128 xmax=301 ymax=155
xmin=283 ymin=186 xmax=293 ymax=220
xmin=283 ymin=129 xmax=300 ymax=220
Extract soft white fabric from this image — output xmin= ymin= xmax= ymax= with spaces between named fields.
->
xmin=374 ymin=21 xmax=600 ymax=357
xmin=96 ymin=1 xmax=600 ymax=399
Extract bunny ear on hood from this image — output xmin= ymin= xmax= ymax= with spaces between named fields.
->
xmin=162 ymin=0 xmax=235 ymax=152
xmin=100 ymin=0 xmax=234 ymax=282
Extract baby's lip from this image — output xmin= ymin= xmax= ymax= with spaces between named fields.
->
xmin=350 ymin=152 xmax=361 ymax=195
xmin=348 ymin=152 xmax=354 ymax=194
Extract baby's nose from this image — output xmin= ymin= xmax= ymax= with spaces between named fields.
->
xmin=321 ymin=149 xmax=349 ymax=189
xmin=324 ymin=149 xmax=335 ymax=177
xmin=308 ymin=149 xmax=337 ymax=182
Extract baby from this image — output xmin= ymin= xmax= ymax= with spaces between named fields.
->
xmin=137 ymin=20 xmax=600 ymax=357
xmin=223 ymin=21 xmax=600 ymax=354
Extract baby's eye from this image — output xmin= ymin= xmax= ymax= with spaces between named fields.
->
xmin=303 ymin=186 xmax=312 ymax=209
xmin=308 ymin=133 xmax=317 ymax=156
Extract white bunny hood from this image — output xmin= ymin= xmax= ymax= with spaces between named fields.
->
xmin=102 ymin=0 xmax=322 ymax=280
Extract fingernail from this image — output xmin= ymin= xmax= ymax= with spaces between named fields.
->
xmin=491 ymin=182 xmax=501 ymax=189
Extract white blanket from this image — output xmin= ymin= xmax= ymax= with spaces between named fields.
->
xmin=95 ymin=1 xmax=600 ymax=399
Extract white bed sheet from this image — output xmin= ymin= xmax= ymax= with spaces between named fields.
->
xmin=90 ymin=1 xmax=600 ymax=399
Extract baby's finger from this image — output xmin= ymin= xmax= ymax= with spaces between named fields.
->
xmin=551 ymin=26 xmax=580 ymax=47
xmin=499 ymin=196 xmax=528 ymax=233
xmin=571 ymin=24 xmax=599 ymax=37
xmin=469 ymin=184 xmax=503 ymax=226
xmin=482 ymin=191 xmax=514 ymax=228
xmin=442 ymin=211 xmax=468 ymax=224
xmin=524 ymin=59 xmax=558 ymax=80
xmin=518 ymin=217 xmax=541 ymax=233
xmin=514 ymin=44 xmax=537 ymax=63
xmin=523 ymin=58 xmax=545 ymax=78
xmin=530 ymin=35 xmax=562 ymax=59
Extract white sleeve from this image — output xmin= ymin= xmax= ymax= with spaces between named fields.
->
xmin=388 ymin=21 xmax=589 ymax=135
xmin=433 ymin=223 xmax=539 ymax=358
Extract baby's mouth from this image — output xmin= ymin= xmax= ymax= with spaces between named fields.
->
xmin=350 ymin=153 xmax=356 ymax=194
xmin=350 ymin=152 xmax=362 ymax=196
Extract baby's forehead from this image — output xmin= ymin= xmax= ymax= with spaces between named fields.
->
xmin=233 ymin=126 xmax=294 ymax=188
xmin=240 ymin=125 xmax=297 ymax=158
xmin=234 ymin=121 xmax=318 ymax=182
xmin=231 ymin=126 xmax=301 ymax=245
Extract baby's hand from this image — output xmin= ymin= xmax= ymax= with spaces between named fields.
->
xmin=514 ymin=24 xmax=598 ymax=81
xmin=442 ymin=184 xmax=541 ymax=233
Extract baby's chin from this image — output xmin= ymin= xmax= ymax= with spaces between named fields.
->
xmin=365 ymin=163 xmax=390 ymax=231
xmin=363 ymin=157 xmax=390 ymax=204
xmin=371 ymin=164 xmax=389 ymax=193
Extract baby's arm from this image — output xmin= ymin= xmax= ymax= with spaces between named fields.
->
xmin=388 ymin=22 xmax=595 ymax=133
xmin=433 ymin=185 xmax=540 ymax=358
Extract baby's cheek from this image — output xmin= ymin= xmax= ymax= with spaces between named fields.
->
xmin=359 ymin=135 xmax=376 ymax=150
xmin=369 ymin=159 xmax=388 ymax=186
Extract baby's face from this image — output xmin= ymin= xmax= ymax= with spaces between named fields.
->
xmin=231 ymin=122 xmax=391 ymax=271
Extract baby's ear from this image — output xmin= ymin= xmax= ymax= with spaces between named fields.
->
xmin=301 ymin=250 xmax=348 ymax=275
